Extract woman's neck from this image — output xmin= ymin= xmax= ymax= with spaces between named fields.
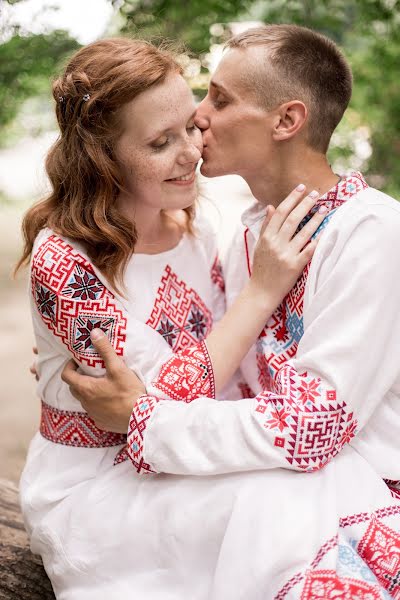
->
xmin=117 ymin=193 xmax=185 ymax=255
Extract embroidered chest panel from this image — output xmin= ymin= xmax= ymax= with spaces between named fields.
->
xmin=146 ymin=264 xmax=213 ymax=353
xmin=256 ymin=173 xmax=368 ymax=389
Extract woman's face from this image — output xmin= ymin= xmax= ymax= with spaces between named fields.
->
xmin=115 ymin=73 xmax=203 ymax=212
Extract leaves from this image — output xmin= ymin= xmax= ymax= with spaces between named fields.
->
xmin=0 ymin=30 xmax=79 ymax=130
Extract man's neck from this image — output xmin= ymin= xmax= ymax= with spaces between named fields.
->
xmin=245 ymin=147 xmax=340 ymax=207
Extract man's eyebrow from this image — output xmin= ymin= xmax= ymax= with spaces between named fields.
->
xmin=144 ymin=110 xmax=197 ymax=142
xmin=210 ymin=81 xmax=230 ymax=94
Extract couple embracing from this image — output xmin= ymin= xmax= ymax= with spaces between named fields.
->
xmin=18 ymin=24 xmax=400 ymax=599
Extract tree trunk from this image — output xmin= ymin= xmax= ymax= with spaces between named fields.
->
xmin=0 ymin=479 xmax=55 ymax=600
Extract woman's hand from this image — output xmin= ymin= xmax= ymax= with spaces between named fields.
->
xmin=249 ymin=185 xmax=327 ymax=307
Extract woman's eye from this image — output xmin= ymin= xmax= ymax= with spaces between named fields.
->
xmin=187 ymin=124 xmax=199 ymax=133
xmin=152 ymin=136 xmax=169 ymax=150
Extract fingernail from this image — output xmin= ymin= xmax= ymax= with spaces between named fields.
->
xmin=318 ymin=204 xmax=328 ymax=214
xmin=90 ymin=328 xmax=104 ymax=341
xmin=296 ymin=183 xmax=306 ymax=191
xmin=309 ymin=190 xmax=319 ymax=199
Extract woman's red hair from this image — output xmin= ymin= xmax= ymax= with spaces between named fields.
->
xmin=16 ymin=38 xmax=194 ymax=292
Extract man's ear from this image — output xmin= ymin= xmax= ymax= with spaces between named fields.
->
xmin=271 ymin=100 xmax=308 ymax=141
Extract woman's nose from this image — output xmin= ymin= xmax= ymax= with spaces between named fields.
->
xmin=178 ymin=139 xmax=202 ymax=164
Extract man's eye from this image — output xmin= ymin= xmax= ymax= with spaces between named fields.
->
xmin=212 ymin=96 xmax=228 ymax=108
xmin=187 ymin=124 xmax=199 ymax=133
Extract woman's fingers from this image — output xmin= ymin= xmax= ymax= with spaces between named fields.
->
xmin=266 ymin=184 xmax=309 ymax=235
xmin=258 ymin=205 xmax=275 ymax=237
xmin=298 ymin=236 xmax=319 ymax=269
xmin=277 ymin=190 xmax=320 ymax=241
xmin=290 ymin=205 xmax=328 ymax=252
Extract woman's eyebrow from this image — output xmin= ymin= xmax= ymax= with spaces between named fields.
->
xmin=144 ymin=110 xmax=197 ymax=142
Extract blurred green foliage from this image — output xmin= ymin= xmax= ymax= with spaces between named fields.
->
xmin=114 ymin=0 xmax=254 ymax=53
xmin=115 ymin=0 xmax=400 ymax=195
xmin=0 ymin=30 xmax=79 ymax=131
xmin=0 ymin=0 xmax=399 ymax=194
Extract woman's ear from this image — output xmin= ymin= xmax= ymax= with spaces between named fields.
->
xmin=272 ymin=100 xmax=308 ymax=142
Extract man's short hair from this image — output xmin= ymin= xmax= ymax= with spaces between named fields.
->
xmin=226 ymin=25 xmax=353 ymax=153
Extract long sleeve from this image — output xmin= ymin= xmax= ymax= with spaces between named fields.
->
xmin=31 ymin=232 xmax=175 ymax=388
xmin=128 ymin=198 xmax=400 ymax=475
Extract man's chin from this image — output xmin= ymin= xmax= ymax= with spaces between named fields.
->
xmin=200 ymin=159 xmax=226 ymax=179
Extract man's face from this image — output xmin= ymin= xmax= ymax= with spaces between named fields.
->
xmin=195 ymin=47 xmax=275 ymax=179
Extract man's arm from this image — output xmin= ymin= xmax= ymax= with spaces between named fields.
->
xmin=125 ymin=203 xmax=400 ymax=474
xmin=62 ymin=186 xmax=327 ymax=427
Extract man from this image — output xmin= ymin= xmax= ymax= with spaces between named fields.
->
xmin=63 ymin=25 xmax=400 ymax=597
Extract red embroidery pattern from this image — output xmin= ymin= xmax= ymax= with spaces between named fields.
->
xmin=358 ymin=518 xmax=400 ymax=596
xmin=32 ymin=235 xmax=126 ymax=367
xmin=153 ymin=341 xmax=215 ymax=401
xmin=385 ymin=480 xmax=400 ymax=501
xmin=237 ymin=381 xmax=256 ymax=399
xmin=275 ymin=505 xmax=400 ymax=599
xmin=300 ymin=570 xmax=381 ymax=599
xmin=40 ymin=401 xmax=126 ymax=448
xmin=114 ymin=444 xmax=130 ymax=465
xmin=210 ymin=255 xmax=225 ymax=293
xmin=146 ymin=265 xmax=212 ymax=352
xmin=254 ymin=364 xmax=358 ymax=471
xmin=127 ymin=395 xmax=160 ymax=474
xmin=256 ymin=172 xmax=368 ymax=389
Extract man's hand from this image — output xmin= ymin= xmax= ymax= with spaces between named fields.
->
xmin=61 ymin=328 xmax=146 ymax=433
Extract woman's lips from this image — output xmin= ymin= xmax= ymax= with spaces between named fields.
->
xmin=165 ymin=171 xmax=196 ymax=185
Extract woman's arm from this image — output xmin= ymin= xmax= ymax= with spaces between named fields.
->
xmin=206 ymin=187 xmax=326 ymax=390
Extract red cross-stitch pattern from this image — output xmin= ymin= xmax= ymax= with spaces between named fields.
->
xmin=127 ymin=395 xmax=160 ymax=474
xmin=146 ymin=265 xmax=212 ymax=352
xmin=256 ymin=172 xmax=368 ymax=389
xmin=254 ymin=364 xmax=358 ymax=471
xmin=32 ymin=235 xmax=126 ymax=368
xmin=275 ymin=505 xmax=400 ymax=599
xmin=40 ymin=401 xmax=126 ymax=448
xmin=358 ymin=518 xmax=400 ymax=597
xmin=300 ymin=570 xmax=381 ymax=599
xmin=211 ymin=255 xmax=225 ymax=293
xmin=237 ymin=381 xmax=256 ymax=399
xmin=152 ymin=341 xmax=215 ymax=401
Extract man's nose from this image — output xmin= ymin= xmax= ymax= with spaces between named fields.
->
xmin=195 ymin=98 xmax=210 ymax=131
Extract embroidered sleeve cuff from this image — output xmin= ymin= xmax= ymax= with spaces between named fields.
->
xmin=151 ymin=340 xmax=215 ymax=402
xmin=127 ymin=395 xmax=160 ymax=474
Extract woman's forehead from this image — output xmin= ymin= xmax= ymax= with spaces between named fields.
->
xmin=120 ymin=75 xmax=196 ymax=138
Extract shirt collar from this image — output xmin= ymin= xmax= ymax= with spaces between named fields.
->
xmin=241 ymin=171 xmax=368 ymax=240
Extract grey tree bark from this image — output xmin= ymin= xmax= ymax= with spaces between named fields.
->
xmin=0 ymin=479 xmax=55 ymax=599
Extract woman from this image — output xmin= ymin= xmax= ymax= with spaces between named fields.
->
xmin=17 ymin=38 xmax=324 ymax=599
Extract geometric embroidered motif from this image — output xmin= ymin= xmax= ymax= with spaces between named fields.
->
xmin=40 ymin=400 xmax=126 ymax=448
xmin=32 ymin=235 xmax=126 ymax=368
xmin=127 ymin=395 xmax=160 ymax=474
xmin=126 ymin=343 xmax=216 ymax=471
xmin=300 ymin=570 xmax=381 ymax=599
xmin=210 ymin=254 xmax=225 ymax=293
xmin=255 ymin=172 xmax=368 ymax=389
xmin=275 ymin=504 xmax=400 ymax=599
xmin=254 ymin=364 xmax=358 ymax=471
xmin=358 ymin=518 xmax=400 ymax=597
xmin=146 ymin=265 xmax=212 ymax=352
xmin=152 ymin=341 xmax=215 ymax=402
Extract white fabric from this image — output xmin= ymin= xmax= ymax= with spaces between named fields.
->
xmin=20 ymin=190 xmax=400 ymax=599
xmin=141 ymin=187 xmax=400 ymax=479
